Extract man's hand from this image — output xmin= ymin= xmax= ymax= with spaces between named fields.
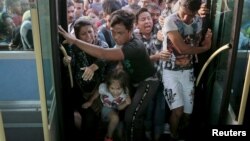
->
xmin=202 ymin=28 xmax=213 ymax=50
xmin=198 ymin=3 xmax=210 ymax=18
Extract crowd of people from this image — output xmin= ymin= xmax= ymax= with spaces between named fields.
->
xmin=59 ymin=0 xmax=212 ymax=141
xmin=0 ymin=0 xmax=33 ymax=50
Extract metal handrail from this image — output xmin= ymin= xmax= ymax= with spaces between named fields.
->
xmin=196 ymin=44 xmax=231 ymax=86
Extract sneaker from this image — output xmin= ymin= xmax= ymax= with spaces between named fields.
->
xmin=145 ymin=131 xmax=152 ymax=140
xmin=104 ymin=137 xmax=113 ymax=141
xmin=163 ymin=123 xmax=170 ymax=134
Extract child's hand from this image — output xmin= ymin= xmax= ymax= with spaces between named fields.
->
xmin=82 ymin=102 xmax=92 ymax=109
xmin=125 ymin=96 xmax=131 ymax=105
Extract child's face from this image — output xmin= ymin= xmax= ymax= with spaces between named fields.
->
xmin=108 ymin=80 xmax=123 ymax=98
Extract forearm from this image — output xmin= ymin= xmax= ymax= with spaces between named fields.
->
xmin=117 ymin=102 xmax=129 ymax=111
xmin=150 ymin=53 xmax=161 ymax=62
xmin=73 ymin=39 xmax=124 ymax=61
xmin=73 ymin=39 xmax=106 ymax=59
xmin=88 ymin=91 xmax=100 ymax=103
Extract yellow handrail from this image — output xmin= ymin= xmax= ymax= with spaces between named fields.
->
xmin=31 ymin=8 xmax=50 ymax=141
xmin=0 ymin=111 xmax=6 ymax=141
xmin=196 ymin=44 xmax=231 ymax=86
xmin=238 ymin=53 xmax=250 ymax=124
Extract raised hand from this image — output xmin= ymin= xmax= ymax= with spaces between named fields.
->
xmin=58 ymin=25 xmax=76 ymax=45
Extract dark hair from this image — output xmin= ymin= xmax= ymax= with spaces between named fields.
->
xmin=106 ymin=69 xmax=129 ymax=93
xmin=145 ymin=2 xmax=161 ymax=13
xmin=67 ymin=0 xmax=74 ymax=8
xmin=73 ymin=0 xmax=83 ymax=3
xmin=5 ymin=0 xmax=19 ymax=8
xmin=179 ymin=0 xmax=201 ymax=13
xmin=73 ymin=18 xmax=93 ymax=39
xmin=102 ymin=0 xmax=122 ymax=15
xmin=0 ymin=12 xmax=12 ymax=34
xmin=135 ymin=7 xmax=149 ymax=24
xmin=110 ymin=9 xmax=135 ymax=31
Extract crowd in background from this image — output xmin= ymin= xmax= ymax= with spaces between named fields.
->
xmin=60 ymin=0 xmax=212 ymax=141
xmin=0 ymin=0 xmax=33 ymax=50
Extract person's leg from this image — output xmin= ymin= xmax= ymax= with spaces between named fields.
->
xmin=153 ymin=83 xmax=166 ymax=141
xmin=144 ymin=94 xmax=155 ymax=140
xmin=178 ymin=69 xmax=195 ymax=139
xmin=107 ymin=111 xmax=120 ymax=138
xmin=74 ymin=110 xmax=82 ymax=130
xmin=162 ymin=70 xmax=184 ymax=139
xmin=169 ymin=106 xmax=183 ymax=139
xmin=125 ymin=80 xmax=159 ymax=141
xmin=81 ymin=108 xmax=99 ymax=140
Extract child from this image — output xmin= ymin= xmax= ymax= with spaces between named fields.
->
xmin=83 ymin=69 xmax=131 ymax=141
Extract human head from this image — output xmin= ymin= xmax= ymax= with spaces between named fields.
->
xmin=135 ymin=8 xmax=153 ymax=35
xmin=67 ymin=0 xmax=75 ymax=24
xmin=5 ymin=0 xmax=22 ymax=15
xmin=146 ymin=2 xmax=161 ymax=25
xmin=86 ymin=8 xmax=99 ymax=23
xmin=21 ymin=0 xmax=30 ymax=14
xmin=127 ymin=0 xmax=140 ymax=5
xmin=102 ymin=0 xmax=122 ymax=28
xmin=0 ymin=0 xmax=4 ymax=11
xmin=74 ymin=17 xmax=96 ymax=44
xmin=22 ymin=10 xmax=31 ymax=22
xmin=0 ymin=12 xmax=15 ymax=35
xmin=102 ymin=0 xmax=122 ymax=16
xmin=73 ymin=0 xmax=83 ymax=19
xmin=178 ymin=0 xmax=201 ymax=24
xmin=139 ymin=0 xmax=151 ymax=8
xmin=110 ymin=9 xmax=135 ymax=45
xmin=106 ymin=69 xmax=129 ymax=97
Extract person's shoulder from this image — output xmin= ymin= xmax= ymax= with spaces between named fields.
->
xmin=124 ymin=37 xmax=144 ymax=48
xmin=96 ymin=38 xmax=109 ymax=48
xmin=99 ymin=83 xmax=108 ymax=92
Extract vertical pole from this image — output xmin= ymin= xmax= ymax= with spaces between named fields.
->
xmin=0 ymin=111 xmax=6 ymax=141
xmin=30 ymin=2 xmax=50 ymax=141
xmin=238 ymin=53 xmax=250 ymax=124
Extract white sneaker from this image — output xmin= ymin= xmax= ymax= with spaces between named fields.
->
xmin=163 ymin=123 xmax=170 ymax=134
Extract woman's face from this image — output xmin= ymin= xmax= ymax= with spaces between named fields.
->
xmin=78 ymin=25 xmax=95 ymax=44
xmin=136 ymin=11 xmax=153 ymax=35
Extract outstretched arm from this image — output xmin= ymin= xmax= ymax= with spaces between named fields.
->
xmin=58 ymin=25 xmax=124 ymax=61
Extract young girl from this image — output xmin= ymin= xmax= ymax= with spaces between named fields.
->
xmin=83 ymin=69 xmax=131 ymax=141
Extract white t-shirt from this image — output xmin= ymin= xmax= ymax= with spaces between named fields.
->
xmin=163 ymin=13 xmax=202 ymax=70
xmin=99 ymin=83 xmax=128 ymax=108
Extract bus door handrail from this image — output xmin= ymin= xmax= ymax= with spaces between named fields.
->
xmin=196 ymin=44 xmax=231 ymax=86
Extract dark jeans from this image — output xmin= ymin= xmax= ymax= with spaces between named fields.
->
xmin=124 ymin=80 xmax=159 ymax=141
